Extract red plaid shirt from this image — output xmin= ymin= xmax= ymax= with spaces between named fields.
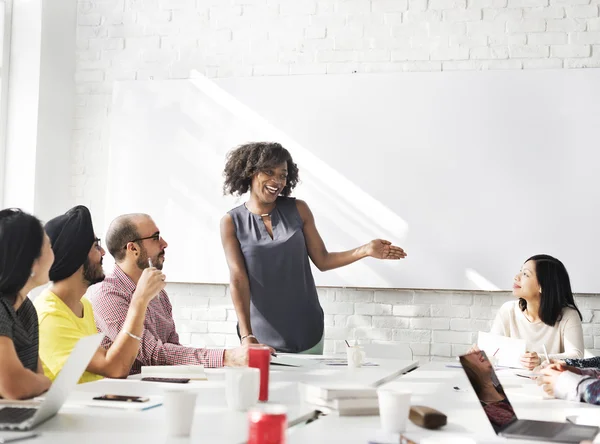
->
xmin=88 ymin=265 xmax=224 ymax=374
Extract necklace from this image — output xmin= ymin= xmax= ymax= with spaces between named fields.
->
xmin=245 ymin=203 xmax=274 ymax=218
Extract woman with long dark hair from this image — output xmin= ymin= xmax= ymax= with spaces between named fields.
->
xmin=0 ymin=209 xmax=54 ymax=399
xmin=491 ymin=254 xmax=583 ymax=370
xmin=220 ymin=142 xmax=406 ymax=354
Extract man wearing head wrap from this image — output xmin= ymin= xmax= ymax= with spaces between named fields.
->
xmin=35 ymin=205 xmax=165 ymax=383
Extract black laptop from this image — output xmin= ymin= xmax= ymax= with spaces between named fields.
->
xmin=459 ymin=350 xmax=599 ymax=443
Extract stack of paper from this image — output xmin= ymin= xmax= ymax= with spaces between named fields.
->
xmin=140 ymin=365 xmax=207 ymax=380
xmin=300 ymin=383 xmax=379 ymax=416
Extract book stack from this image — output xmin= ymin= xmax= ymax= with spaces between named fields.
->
xmin=300 ymin=383 xmax=379 ymax=416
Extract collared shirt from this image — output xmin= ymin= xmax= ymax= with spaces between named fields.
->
xmin=88 ymin=265 xmax=224 ymax=374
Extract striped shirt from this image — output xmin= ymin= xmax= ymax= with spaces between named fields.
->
xmin=0 ymin=296 xmax=39 ymax=371
xmin=88 ymin=265 xmax=224 ymax=374
xmin=552 ymin=357 xmax=600 ymax=406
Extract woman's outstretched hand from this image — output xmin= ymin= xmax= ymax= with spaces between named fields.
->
xmin=366 ymin=239 xmax=407 ymax=260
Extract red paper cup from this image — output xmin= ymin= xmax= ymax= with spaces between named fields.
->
xmin=248 ymin=346 xmax=270 ymax=402
xmin=248 ymin=404 xmax=287 ymax=444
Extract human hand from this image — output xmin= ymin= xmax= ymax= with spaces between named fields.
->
xmin=520 ymin=352 xmax=541 ymax=370
xmin=466 ymin=344 xmax=480 ymax=354
xmin=224 ymin=343 xmax=276 ymax=367
xmin=365 ymin=239 xmax=407 ymax=260
xmin=132 ymin=267 xmax=166 ymax=304
xmin=544 ymin=362 xmax=582 ymax=375
xmin=536 ymin=366 xmax=564 ymax=397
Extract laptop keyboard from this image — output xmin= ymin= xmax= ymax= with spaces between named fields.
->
xmin=0 ymin=407 xmax=37 ymax=424
xmin=512 ymin=420 xmax=567 ymax=437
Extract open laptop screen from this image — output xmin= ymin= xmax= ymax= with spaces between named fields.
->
xmin=459 ymin=350 xmax=518 ymax=434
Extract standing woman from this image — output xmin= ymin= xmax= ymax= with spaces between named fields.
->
xmin=0 ymin=209 xmax=54 ymax=399
xmin=220 ymin=142 xmax=406 ymax=354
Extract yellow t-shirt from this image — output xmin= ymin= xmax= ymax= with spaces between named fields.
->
xmin=35 ymin=290 xmax=103 ymax=384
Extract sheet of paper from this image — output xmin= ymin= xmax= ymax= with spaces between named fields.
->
xmin=70 ymin=396 xmax=163 ymax=411
xmin=477 ymin=331 xmax=526 ymax=368
xmin=140 ymin=365 xmax=207 ymax=380
xmin=270 ymin=355 xmax=320 ymax=368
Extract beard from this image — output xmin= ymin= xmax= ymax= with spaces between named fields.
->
xmin=83 ymin=257 xmax=105 ymax=286
xmin=137 ymin=246 xmax=164 ymax=271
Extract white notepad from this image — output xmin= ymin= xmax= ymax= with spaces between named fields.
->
xmin=477 ymin=331 xmax=526 ymax=368
xmin=81 ymin=396 xmax=163 ymax=411
xmin=299 ymin=382 xmax=377 ymax=401
xmin=140 ymin=365 xmax=207 ymax=380
xmin=270 ymin=355 xmax=319 ymax=368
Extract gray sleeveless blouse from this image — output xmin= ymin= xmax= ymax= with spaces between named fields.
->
xmin=228 ymin=197 xmax=324 ymax=353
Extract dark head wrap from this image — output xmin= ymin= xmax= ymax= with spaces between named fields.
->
xmin=45 ymin=205 xmax=95 ymax=282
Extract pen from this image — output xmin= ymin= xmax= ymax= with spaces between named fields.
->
xmin=0 ymin=433 xmax=39 ymax=443
xmin=148 ymin=258 xmax=161 ymax=300
xmin=542 ymin=344 xmax=550 ymax=365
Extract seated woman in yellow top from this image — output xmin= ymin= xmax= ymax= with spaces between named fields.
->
xmin=0 ymin=209 xmax=53 ymax=399
xmin=35 ymin=206 xmax=165 ymax=383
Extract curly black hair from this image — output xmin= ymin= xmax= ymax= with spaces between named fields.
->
xmin=223 ymin=142 xmax=300 ymax=197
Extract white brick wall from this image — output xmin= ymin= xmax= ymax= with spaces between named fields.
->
xmin=74 ymin=0 xmax=600 ymax=212
xmin=73 ymin=1 xmax=600 ymax=360
xmin=167 ymin=283 xmax=600 ymax=362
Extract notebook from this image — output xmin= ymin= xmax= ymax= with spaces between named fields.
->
xmin=304 ymin=395 xmax=379 ymax=416
xmin=140 ymin=365 xmax=207 ymax=380
xmin=300 ymin=383 xmax=377 ymax=402
xmin=79 ymin=396 xmax=163 ymax=411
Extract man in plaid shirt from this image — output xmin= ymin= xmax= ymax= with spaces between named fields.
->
xmin=88 ymin=213 xmax=250 ymax=374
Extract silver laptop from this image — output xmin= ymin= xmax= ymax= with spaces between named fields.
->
xmin=0 ymin=333 xmax=103 ymax=431
xmin=459 ymin=350 xmax=599 ymax=443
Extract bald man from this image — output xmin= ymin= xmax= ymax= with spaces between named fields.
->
xmin=36 ymin=206 xmax=160 ymax=382
xmin=88 ymin=213 xmax=250 ymax=373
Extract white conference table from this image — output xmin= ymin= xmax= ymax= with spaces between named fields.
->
xmin=9 ymin=355 xmax=417 ymax=444
xmin=287 ymin=361 xmax=600 ymax=444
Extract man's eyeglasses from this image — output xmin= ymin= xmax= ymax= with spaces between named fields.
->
xmin=123 ymin=233 xmax=161 ymax=249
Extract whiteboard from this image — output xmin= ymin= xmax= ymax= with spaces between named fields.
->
xmin=106 ymin=69 xmax=600 ymax=292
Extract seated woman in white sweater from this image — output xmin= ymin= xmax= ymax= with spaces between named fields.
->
xmin=490 ymin=254 xmax=584 ymax=370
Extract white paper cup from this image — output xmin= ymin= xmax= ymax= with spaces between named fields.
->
xmin=377 ymin=388 xmax=411 ymax=433
xmin=163 ymin=389 xmax=198 ymax=436
xmin=347 ymin=346 xmax=366 ymax=368
xmin=225 ymin=367 xmax=260 ymax=411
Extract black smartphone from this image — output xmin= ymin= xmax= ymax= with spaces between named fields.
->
xmin=141 ymin=377 xmax=190 ymax=384
xmin=92 ymin=394 xmax=150 ymax=403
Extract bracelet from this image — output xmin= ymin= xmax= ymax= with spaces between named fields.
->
xmin=124 ymin=330 xmax=142 ymax=341
xmin=240 ymin=334 xmax=256 ymax=343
